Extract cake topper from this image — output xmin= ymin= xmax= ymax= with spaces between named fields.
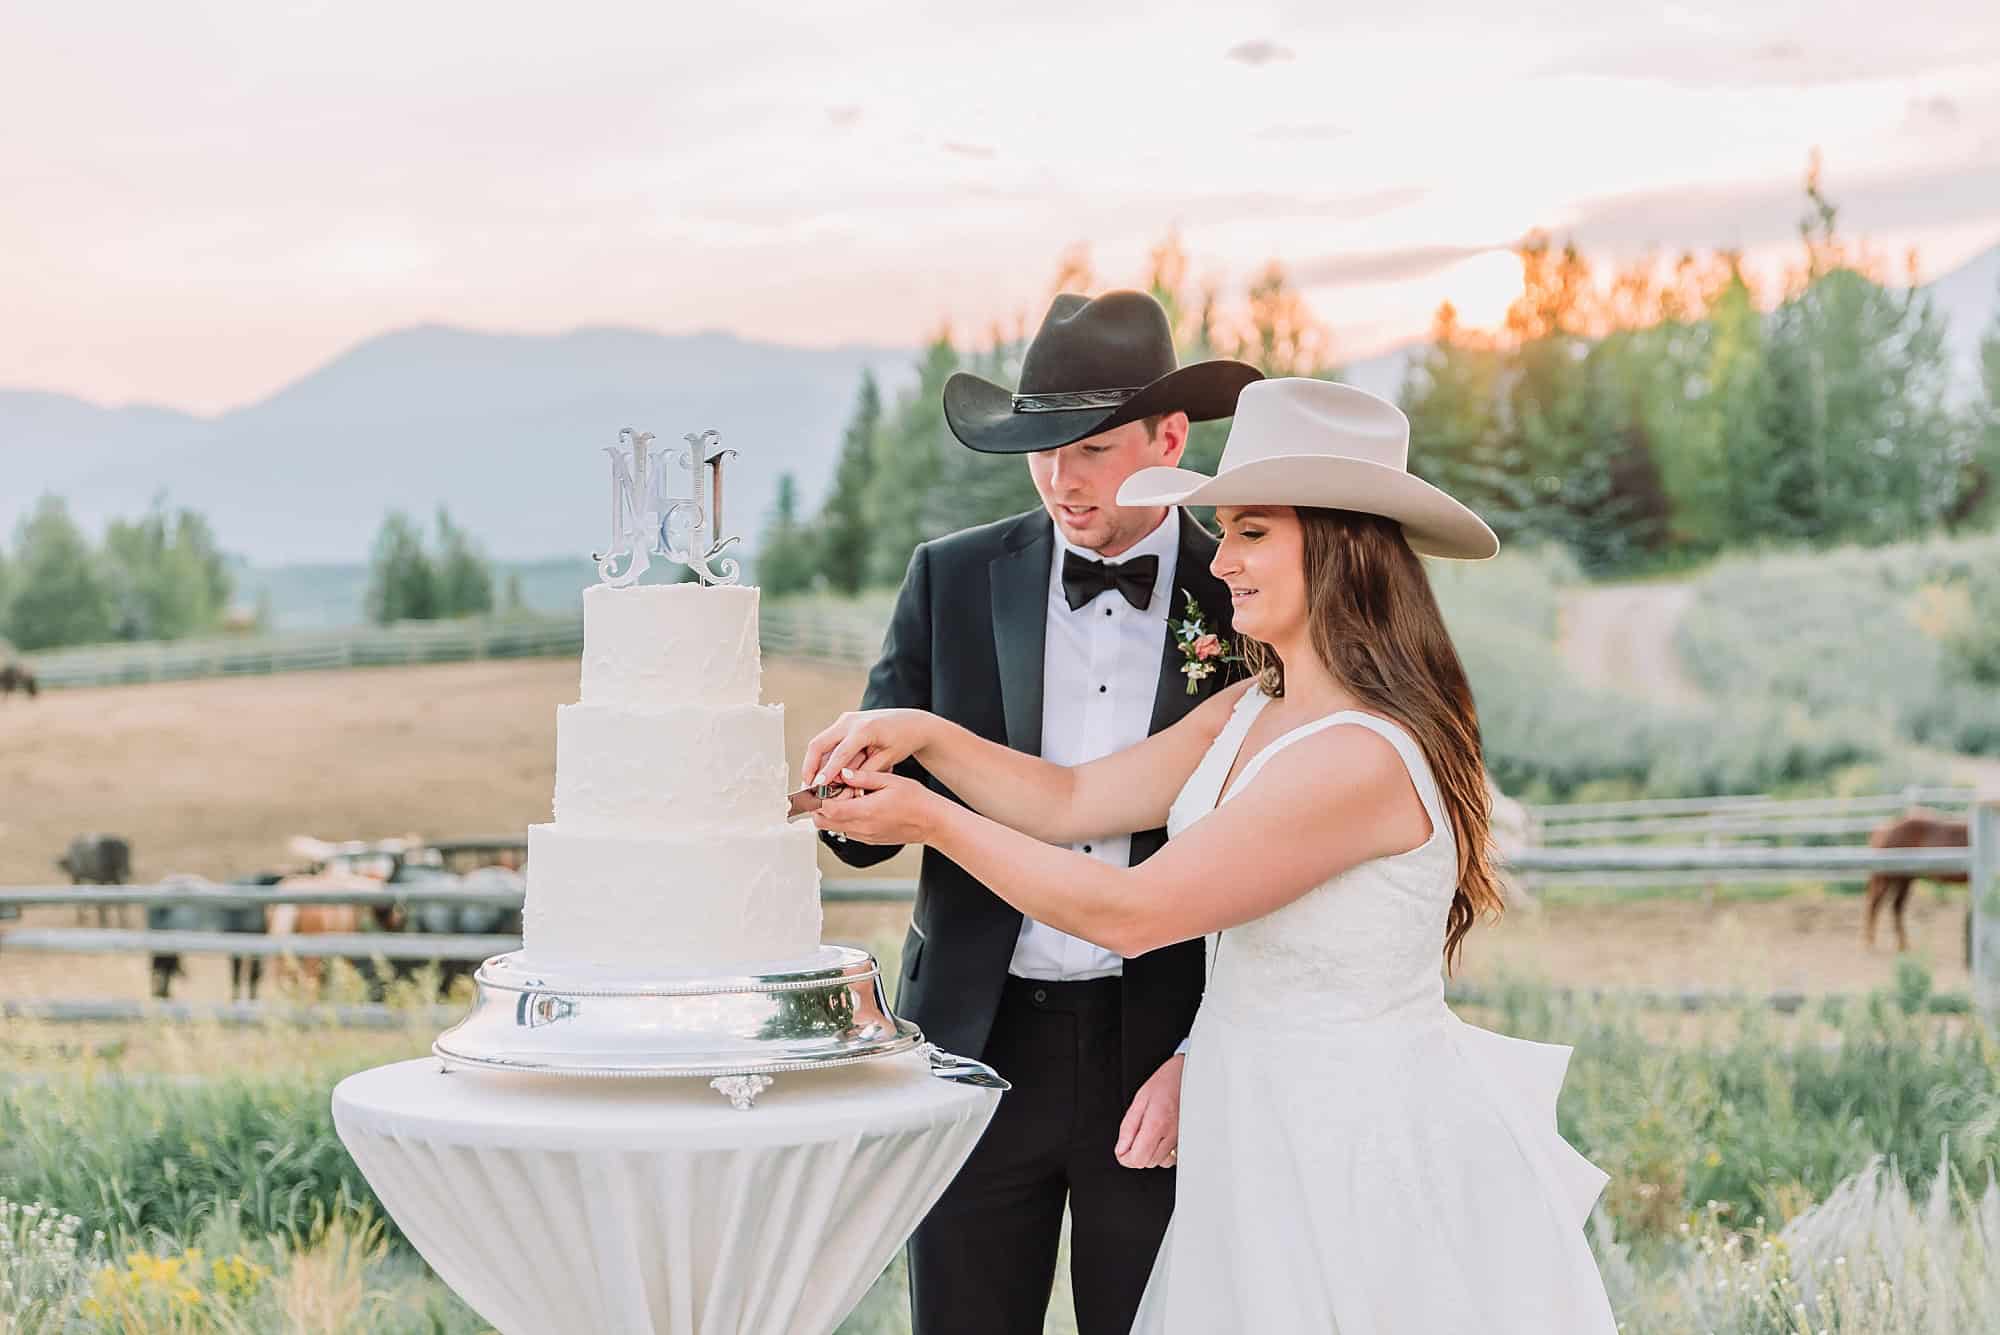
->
xmin=593 ymin=427 xmax=743 ymax=587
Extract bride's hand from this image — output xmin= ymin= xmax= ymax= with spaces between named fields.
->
xmin=801 ymin=709 xmax=933 ymax=788
xmin=811 ymin=768 xmax=945 ymax=846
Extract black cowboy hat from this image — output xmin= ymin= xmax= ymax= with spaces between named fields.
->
xmin=943 ymin=290 xmax=1263 ymax=454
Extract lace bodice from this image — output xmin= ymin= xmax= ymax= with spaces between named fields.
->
xmin=1168 ymin=687 xmax=1459 ymax=1036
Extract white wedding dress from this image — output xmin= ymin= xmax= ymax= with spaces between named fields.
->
xmin=1130 ymin=687 xmax=1617 ymax=1334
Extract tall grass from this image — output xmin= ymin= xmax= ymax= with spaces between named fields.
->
xmin=1477 ymin=966 xmax=2000 ymax=1242
xmin=0 ymin=1200 xmax=493 ymax=1335
xmin=6 ymin=969 xmax=1998 ymax=1332
xmin=1430 ymin=547 xmax=1893 ymax=801
xmin=1676 ymin=531 xmax=2000 ymax=758
xmin=1598 ymin=1157 xmax=2000 ymax=1333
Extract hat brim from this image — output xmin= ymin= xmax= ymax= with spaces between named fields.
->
xmin=943 ymin=360 xmax=1264 ymax=455
xmin=1118 ymin=454 xmax=1500 ymax=560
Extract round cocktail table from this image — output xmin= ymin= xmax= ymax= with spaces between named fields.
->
xmin=334 ymin=1051 xmax=999 ymax=1334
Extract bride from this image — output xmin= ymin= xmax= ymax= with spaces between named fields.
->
xmin=805 ymin=378 xmax=1617 ymax=1333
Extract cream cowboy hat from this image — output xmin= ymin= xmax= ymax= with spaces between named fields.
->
xmin=1116 ymin=377 xmax=1499 ymax=560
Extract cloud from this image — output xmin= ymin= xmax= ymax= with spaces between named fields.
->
xmin=1258 ymin=122 xmax=1349 ymax=142
xmin=1539 ymin=28 xmax=2000 ymax=90
xmin=1291 ymin=243 xmax=1504 ymax=287
xmin=1168 ymin=185 xmax=1426 ymax=227
xmin=1903 ymin=95 xmax=1961 ymax=132
xmin=677 ymin=182 xmax=1425 ymax=235
xmin=1554 ymin=150 xmax=2000 ymax=254
xmin=826 ymin=105 xmax=863 ymax=128
xmin=942 ymin=141 xmax=996 ymax=160
xmin=1226 ymin=39 xmax=1294 ymax=67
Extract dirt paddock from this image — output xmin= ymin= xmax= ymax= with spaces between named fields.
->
xmin=0 ymin=656 xmax=1971 ymax=1005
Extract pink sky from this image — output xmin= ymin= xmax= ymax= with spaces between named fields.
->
xmin=5 ymin=1 xmax=1999 ymax=416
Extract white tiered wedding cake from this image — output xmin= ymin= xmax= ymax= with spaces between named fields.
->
xmin=521 ymin=581 xmax=824 ymax=974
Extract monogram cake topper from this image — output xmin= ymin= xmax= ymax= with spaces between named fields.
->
xmin=593 ymin=427 xmax=743 ymax=587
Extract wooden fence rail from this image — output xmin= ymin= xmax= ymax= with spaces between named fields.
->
xmin=2 ymin=928 xmax=519 ymax=961
xmin=1531 ymin=787 xmax=1976 ymax=823
xmin=6 ymin=803 xmax=1995 ymax=1012
xmin=3 ymin=998 xmax=462 ymax=1028
xmin=21 ymin=603 xmax=890 ymax=690
xmin=0 ymin=879 xmax=918 ymax=912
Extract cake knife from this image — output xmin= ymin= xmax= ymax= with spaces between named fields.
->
xmin=786 ymin=782 xmax=847 ymax=822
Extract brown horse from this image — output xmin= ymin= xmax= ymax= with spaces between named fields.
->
xmin=1862 ymin=809 xmax=1969 ymax=952
xmin=266 ymin=865 xmax=400 ymax=995
xmin=0 ymin=663 xmax=38 ymax=699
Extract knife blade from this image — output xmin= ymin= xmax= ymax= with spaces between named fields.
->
xmin=786 ymin=782 xmax=847 ymax=822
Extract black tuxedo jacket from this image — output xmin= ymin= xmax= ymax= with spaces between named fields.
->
xmin=825 ymin=508 xmax=1237 ymax=1101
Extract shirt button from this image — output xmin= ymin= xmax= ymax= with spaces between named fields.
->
xmin=1098 ymin=684 xmax=1107 ymax=693
xmin=1033 ymin=988 xmax=1048 ymax=1004
xmin=1105 ymin=607 xmax=1113 ymax=617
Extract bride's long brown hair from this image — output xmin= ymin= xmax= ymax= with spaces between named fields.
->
xmin=1237 ymin=507 xmax=1503 ymax=973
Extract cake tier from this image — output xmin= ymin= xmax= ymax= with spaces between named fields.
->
xmin=523 ymin=823 xmax=823 ymax=972
xmin=553 ymin=702 xmax=789 ymax=834
xmin=580 ymin=583 xmax=760 ymax=711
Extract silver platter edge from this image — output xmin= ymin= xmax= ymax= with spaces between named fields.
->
xmin=431 ymin=947 xmax=939 ymax=1081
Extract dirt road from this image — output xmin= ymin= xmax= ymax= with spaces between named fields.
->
xmin=1557 ymin=582 xmax=1703 ymax=707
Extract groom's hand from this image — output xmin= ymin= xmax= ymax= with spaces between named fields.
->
xmin=801 ymin=709 xmax=929 ymax=789
xmin=811 ymin=767 xmax=943 ymax=846
xmin=1115 ymin=1053 xmax=1184 ymax=1170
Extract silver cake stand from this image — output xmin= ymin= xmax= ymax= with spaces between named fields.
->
xmin=433 ymin=946 xmax=1007 ymax=1109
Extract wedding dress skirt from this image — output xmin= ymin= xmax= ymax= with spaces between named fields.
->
xmin=1131 ymin=690 xmax=1616 ymax=1333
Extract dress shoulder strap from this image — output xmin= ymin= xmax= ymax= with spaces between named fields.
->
xmin=1223 ymin=709 xmax=1450 ymax=842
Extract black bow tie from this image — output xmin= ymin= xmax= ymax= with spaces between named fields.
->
xmin=1061 ymin=550 xmax=1159 ymax=612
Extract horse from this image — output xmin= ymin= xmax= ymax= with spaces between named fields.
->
xmin=1862 ymin=809 xmax=1969 ymax=953
xmin=0 ymin=663 xmax=37 ymax=699
xmin=265 ymin=865 xmax=397 ymax=997
xmin=147 ymin=873 xmax=271 ymax=1001
xmin=56 ymin=833 xmax=131 ymax=926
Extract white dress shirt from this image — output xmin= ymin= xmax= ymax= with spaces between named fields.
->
xmin=1007 ymin=510 xmax=1181 ymax=982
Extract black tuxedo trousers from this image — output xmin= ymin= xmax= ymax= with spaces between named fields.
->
xmin=823 ymin=509 xmax=1237 ymax=1335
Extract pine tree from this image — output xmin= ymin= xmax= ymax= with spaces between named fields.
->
xmin=1945 ymin=279 xmax=2000 ymax=529
xmin=1401 ymin=303 xmax=1536 ymax=541
xmin=1225 ymin=260 xmax=1337 ymax=379
xmin=863 ymin=334 xmax=961 ymax=587
xmin=756 ymin=473 xmax=818 ymax=594
xmin=364 ymin=511 xmax=437 ymax=624
xmin=433 ymin=508 xmax=495 ymax=617
xmin=5 ymin=496 xmax=114 ymax=650
xmin=815 ymin=372 xmax=882 ymax=594
xmin=99 ymin=495 xmax=233 ymax=640
xmin=174 ymin=508 xmax=232 ymax=621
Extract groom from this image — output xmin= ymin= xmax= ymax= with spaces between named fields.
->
xmin=821 ymin=290 xmax=1260 ymax=1335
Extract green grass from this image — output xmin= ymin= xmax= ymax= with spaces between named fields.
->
xmin=1675 ymin=530 xmax=2000 ymax=758
xmin=6 ymin=966 xmax=1999 ymax=1333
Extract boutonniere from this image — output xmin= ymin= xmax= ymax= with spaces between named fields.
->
xmin=1173 ymin=591 xmax=1242 ymax=695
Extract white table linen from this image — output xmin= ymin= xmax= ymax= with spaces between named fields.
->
xmin=333 ymin=1053 xmax=998 ymax=1335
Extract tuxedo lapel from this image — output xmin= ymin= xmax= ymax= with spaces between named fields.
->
xmin=1147 ymin=510 xmax=1231 ymax=736
xmin=990 ymin=513 xmax=1053 ymax=756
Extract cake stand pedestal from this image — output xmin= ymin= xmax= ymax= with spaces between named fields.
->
xmin=333 ymin=1050 xmax=999 ymax=1335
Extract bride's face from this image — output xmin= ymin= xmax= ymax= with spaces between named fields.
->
xmin=1211 ymin=506 xmax=1305 ymax=644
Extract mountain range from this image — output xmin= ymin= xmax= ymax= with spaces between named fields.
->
xmin=3 ymin=241 xmax=1994 ymax=566
xmin=2 ymin=327 xmax=908 ymax=564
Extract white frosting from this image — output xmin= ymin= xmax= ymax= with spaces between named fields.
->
xmin=580 ymin=582 xmax=761 ymax=710
xmin=523 ymin=823 xmax=822 ymax=972
xmin=522 ymin=580 xmax=824 ymax=974
xmin=553 ymin=702 xmax=789 ymax=834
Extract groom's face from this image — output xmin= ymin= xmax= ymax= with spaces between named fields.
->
xmin=1027 ymin=413 xmax=1188 ymax=557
